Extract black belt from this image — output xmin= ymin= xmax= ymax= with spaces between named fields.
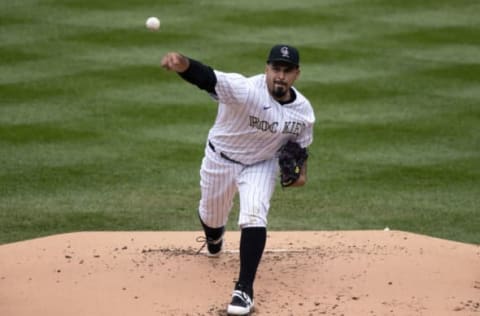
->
xmin=208 ymin=141 xmax=243 ymax=165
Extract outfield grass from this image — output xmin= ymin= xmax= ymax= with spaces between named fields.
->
xmin=1 ymin=0 xmax=479 ymax=244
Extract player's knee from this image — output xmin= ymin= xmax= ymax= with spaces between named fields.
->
xmin=238 ymin=206 xmax=268 ymax=227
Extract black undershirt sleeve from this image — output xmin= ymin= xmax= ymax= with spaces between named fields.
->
xmin=178 ymin=58 xmax=217 ymax=94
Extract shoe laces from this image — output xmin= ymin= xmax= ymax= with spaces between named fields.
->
xmin=232 ymin=290 xmax=253 ymax=306
xmin=195 ymin=235 xmax=222 ymax=255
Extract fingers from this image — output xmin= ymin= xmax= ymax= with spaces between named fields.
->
xmin=161 ymin=52 xmax=189 ymax=72
xmin=160 ymin=52 xmax=177 ymax=70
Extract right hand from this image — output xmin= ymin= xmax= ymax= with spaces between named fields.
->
xmin=161 ymin=52 xmax=190 ymax=73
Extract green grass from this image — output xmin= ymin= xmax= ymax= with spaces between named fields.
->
xmin=1 ymin=0 xmax=479 ymax=244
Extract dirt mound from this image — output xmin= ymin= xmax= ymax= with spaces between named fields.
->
xmin=0 ymin=231 xmax=478 ymax=315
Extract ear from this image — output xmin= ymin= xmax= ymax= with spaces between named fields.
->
xmin=294 ymin=68 xmax=301 ymax=80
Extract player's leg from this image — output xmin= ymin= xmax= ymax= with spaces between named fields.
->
xmin=227 ymin=158 xmax=278 ymax=314
xmin=198 ymin=145 xmax=242 ymax=256
xmin=237 ymin=158 xmax=278 ymax=285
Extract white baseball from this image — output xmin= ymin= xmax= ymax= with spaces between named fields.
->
xmin=145 ymin=17 xmax=160 ymax=31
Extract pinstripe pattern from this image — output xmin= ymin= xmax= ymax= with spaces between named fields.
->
xmin=199 ymin=144 xmax=242 ymax=227
xmin=237 ymin=158 xmax=278 ymax=227
xmin=198 ymin=142 xmax=279 ymax=228
xmin=198 ymin=70 xmax=314 ymax=228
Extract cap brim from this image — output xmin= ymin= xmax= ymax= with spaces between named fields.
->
xmin=267 ymin=58 xmax=298 ymax=66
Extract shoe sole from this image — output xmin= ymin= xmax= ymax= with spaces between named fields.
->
xmin=227 ymin=305 xmax=253 ymax=315
xmin=227 ymin=301 xmax=254 ymax=315
xmin=206 ymin=249 xmax=222 ymax=258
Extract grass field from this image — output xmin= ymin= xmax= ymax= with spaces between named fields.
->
xmin=1 ymin=0 xmax=479 ymax=245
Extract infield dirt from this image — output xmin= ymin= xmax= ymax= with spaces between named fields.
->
xmin=1 ymin=231 xmax=479 ymax=315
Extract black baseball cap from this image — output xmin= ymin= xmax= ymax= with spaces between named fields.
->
xmin=267 ymin=44 xmax=300 ymax=67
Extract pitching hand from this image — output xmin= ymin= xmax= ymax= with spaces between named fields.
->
xmin=161 ymin=52 xmax=190 ymax=73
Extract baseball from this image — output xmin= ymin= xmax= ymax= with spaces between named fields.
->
xmin=145 ymin=16 xmax=160 ymax=31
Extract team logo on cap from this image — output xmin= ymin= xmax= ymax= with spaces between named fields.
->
xmin=280 ymin=46 xmax=290 ymax=58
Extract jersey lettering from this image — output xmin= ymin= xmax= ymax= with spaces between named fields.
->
xmin=249 ymin=115 xmax=278 ymax=133
xmin=282 ymin=121 xmax=306 ymax=136
xmin=249 ymin=115 xmax=306 ymax=136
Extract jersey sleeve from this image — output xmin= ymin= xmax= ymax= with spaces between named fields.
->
xmin=296 ymin=102 xmax=316 ymax=149
xmin=179 ymin=58 xmax=216 ymax=94
xmin=297 ymin=122 xmax=314 ymax=148
xmin=213 ymin=70 xmax=251 ymax=106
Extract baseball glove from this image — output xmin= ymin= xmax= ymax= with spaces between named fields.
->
xmin=278 ymin=141 xmax=308 ymax=187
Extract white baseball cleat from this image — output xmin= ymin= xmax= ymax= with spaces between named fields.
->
xmin=227 ymin=287 xmax=254 ymax=315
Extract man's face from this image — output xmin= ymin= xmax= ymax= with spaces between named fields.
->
xmin=265 ymin=62 xmax=300 ymax=101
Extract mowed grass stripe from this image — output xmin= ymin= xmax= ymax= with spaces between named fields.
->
xmin=374 ymin=3 xmax=480 ymax=27
xmin=398 ymin=44 xmax=480 ymax=66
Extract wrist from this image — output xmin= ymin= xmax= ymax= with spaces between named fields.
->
xmin=176 ymin=55 xmax=190 ymax=73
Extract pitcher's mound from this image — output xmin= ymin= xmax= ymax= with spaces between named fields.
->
xmin=0 ymin=231 xmax=478 ymax=316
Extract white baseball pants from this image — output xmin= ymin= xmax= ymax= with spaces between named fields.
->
xmin=198 ymin=143 xmax=278 ymax=228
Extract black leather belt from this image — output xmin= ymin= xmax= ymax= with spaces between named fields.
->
xmin=208 ymin=141 xmax=243 ymax=165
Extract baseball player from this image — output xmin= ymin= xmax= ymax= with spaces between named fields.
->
xmin=161 ymin=44 xmax=315 ymax=315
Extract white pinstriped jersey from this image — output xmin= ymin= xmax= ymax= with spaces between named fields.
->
xmin=207 ymin=71 xmax=315 ymax=165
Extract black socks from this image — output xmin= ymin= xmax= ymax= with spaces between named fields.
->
xmin=199 ymin=216 xmax=224 ymax=241
xmin=199 ymin=217 xmax=267 ymax=298
xmin=199 ymin=216 xmax=224 ymax=254
xmin=238 ymin=226 xmax=267 ymax=298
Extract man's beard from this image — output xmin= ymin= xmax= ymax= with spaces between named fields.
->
xmin=273 ymin=84 xmax=287 ymax=98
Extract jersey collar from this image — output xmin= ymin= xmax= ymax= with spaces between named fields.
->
xmin=278 ymin=88 xmax=297 ymax=105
